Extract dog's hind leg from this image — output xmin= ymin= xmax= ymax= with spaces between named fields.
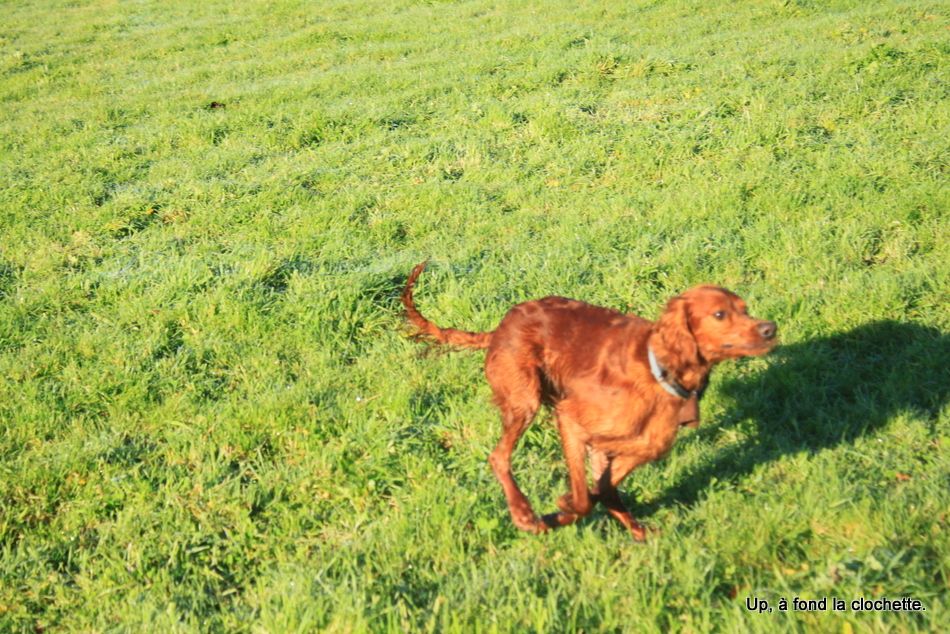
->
xmin=486 ymin=351 xmax=545 ymax=533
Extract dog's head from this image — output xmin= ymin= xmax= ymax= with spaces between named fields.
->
xmin=654 ymin=285 xmax=777 ymax=367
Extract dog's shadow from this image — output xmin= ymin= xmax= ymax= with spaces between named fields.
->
xmin=636 ymin=320 xmax=949 ymax=517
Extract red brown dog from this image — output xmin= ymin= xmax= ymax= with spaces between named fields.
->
xmin=402 ymin=262 xmax=777 ymax=540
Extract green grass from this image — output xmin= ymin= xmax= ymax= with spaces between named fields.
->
xmin=1 ymin=0 xmax=948 ymax=631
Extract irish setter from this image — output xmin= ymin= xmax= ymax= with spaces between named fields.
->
xmin=402 ymin=262 xmax=777 ymax=540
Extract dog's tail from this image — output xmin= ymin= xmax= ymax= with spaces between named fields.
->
xmin=401 ymin=261 xmax=492 ymax=349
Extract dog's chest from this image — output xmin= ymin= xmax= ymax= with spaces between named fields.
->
xmin=574 ymin=385 xmax=679 ymax=439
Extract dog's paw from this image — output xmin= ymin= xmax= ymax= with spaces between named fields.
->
xmin=628 ymin=521 xmax=649 ymax=542
xmin=541 ymin=511 xmax=579 ymax=529
xmin=510 ymin=502 xmax=545 ymax=533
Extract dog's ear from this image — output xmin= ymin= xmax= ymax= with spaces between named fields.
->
xmin=654 ymin=296 xmax=700 ymax=368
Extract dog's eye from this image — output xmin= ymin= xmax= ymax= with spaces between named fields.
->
xmin=714 ymin=310 xmax=726 ymax=320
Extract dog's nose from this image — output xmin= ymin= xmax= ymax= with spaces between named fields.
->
xmin=757 ymin=321 xmax=777 ymax=340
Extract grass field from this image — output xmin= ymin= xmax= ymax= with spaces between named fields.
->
xmin=1 ymin=0 xmax=948 ymax=631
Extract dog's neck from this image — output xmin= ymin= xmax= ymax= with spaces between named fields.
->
xmin=648 ymin=345 xmax=693 ymax=398
xmin=645 ymin=334 xmax=711 ymax=395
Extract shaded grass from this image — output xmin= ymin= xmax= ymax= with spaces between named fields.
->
xmin=1 ymin=0 xmax=948 ymax=631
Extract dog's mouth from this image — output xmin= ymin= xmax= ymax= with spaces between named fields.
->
xmin=721 ymin=340 xmax=777 ymax=354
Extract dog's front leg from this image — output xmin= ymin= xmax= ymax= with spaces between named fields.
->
xmin=591 ymin=452 xmax=650 ymax=541
xmin=542 ymin=411 xmax=594 ymax=529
